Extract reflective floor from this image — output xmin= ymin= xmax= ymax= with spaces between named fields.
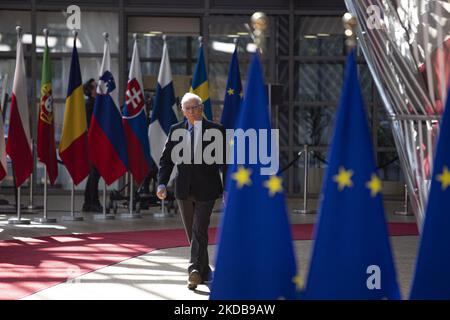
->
xmin=0 ymin=193 xmax=418 ymax=300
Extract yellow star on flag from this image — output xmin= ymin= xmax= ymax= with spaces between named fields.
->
xmin=239 ymin=91 xmax=243 ymax=98
xmin=437 ymin=166 xmax=450 ymax=190
xmin=366 ymin=174 xmax=382 ymax=197
xmin=232 ymin=166 xmax=252 ymax=189
xmin=264 ymin=175 xmax=283 ymax=196
xmin=292 ymin=274 xmax=303 ymax=290
xmin=227 ymin=88 xmax=234 ymax=95
xmin=333 ymin=167 xmax=353 ymax=191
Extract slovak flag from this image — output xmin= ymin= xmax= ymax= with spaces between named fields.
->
xmin=148 ymin=39 xmax=178 ymax=168
xmin=122 ymin=38 xmax=151 ymax=185
xmin=88 ymin=36 xmax=128 ymax=185
xmin=6 ymin=34 xmax=33 ymax=187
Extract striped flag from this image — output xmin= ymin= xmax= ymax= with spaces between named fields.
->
xmin=122 ymin=38 xmax=151 ymax=185
xmin=88 ymin=36 xmax=128 ymax=185
xmin=37 ymin=40 xmax=58 ymax=185
xmin=0 ymin=100 xmax=6 ymax=181
xmin=59 ymin=42 xmax=90 ymax=185
xmin=190 ymin=45 xmax=212 ymax=120
xmin=6 ymin=34 xmax=33 ymax=187
xmin=148 ymin=40 xmax=178 ymax=168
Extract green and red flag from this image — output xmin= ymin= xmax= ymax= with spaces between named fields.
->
xmin=37 ymin=41 xmax=58 ymax=184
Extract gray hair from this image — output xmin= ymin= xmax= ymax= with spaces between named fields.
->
xmin=181 ymin=92 xmax=202 ymax=109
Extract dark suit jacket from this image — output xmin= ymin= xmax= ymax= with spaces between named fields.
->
xmin=158 ymin=119 xmax=227 ymax=201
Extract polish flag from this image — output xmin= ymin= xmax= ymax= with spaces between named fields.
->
xmin=0 ymin=101 xmax=6 ymax=181
xmin=6 ymin=34 xmax=33 ymax=187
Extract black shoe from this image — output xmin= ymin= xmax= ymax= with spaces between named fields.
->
xmin=91 ymin=204 xmax=104 ymax=213
xmin=82 ymin=203 xmax=104 ymax=213
xmin=187 ymin=270 xmax=202 ymax=290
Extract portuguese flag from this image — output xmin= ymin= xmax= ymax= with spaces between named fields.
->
xmin=37 ymin=42 xmax=58 ymax=184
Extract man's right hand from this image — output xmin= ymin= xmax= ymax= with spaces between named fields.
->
xmin=156 ymin=185 xmax=167 ymax=200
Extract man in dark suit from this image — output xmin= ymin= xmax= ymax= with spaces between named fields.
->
xmin=156 ymin=92 xmax=226 ymax=290
xmin=82 ymin=78 xmax=102 ymax=213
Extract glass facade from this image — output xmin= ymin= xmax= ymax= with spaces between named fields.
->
xmin=0 ymin=2 xmax=402 ymax=195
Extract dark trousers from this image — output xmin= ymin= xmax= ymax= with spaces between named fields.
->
xmin=177 ymin=197 xmax=215 ymax=280
xmin=84 ymin=167 xmax=100 ymax=205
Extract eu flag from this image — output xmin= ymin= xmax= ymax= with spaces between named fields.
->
xmin=210 ymin=54 xmax=298 ymax=300
xmin=220 ymin=47 xmax=242 ymax=130
xmin=302 ymin=50 xmax=400 ymax=299
xmin=410 ymin=88 xmax=450 ymax=300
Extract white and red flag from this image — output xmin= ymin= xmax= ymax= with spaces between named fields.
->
xmin=0 ymin=99 xmax=6 ymax=181
xmin=6 ymin=34 xmax=33 ymax=187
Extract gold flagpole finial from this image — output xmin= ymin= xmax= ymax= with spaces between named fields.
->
xmin=251 ymin=11 xmax=268 ymax=54
xmin=343 ymin=12 xmax=357 ymax=52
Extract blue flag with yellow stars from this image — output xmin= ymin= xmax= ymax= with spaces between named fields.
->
xmin=210 ymin=53 xmax=298 ymax=300
xmin=302 ymin=50 xmax=400 ymax=300
xmin=220 ymin=46 xmax=242 ymax=130
xmin=410 ymin=87 xmax=450 ymax=300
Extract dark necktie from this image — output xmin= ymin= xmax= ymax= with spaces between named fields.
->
xmin=190 ymin=125 xmax=195 ymax=162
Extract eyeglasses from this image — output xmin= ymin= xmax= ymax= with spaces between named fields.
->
xmin=182 ymin=104 xmax=203 ymax=112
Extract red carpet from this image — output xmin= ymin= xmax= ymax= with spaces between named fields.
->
xmin=0 ymin=223 xmax=418 ymax=300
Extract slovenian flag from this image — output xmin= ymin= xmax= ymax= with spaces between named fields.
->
xmin=122 ymin=38 xmax=151 ymax=185
xmin=88 ymin=35 xmax=128 ymax=185
xmin=148 ymin=39 xmax=178 ymax=168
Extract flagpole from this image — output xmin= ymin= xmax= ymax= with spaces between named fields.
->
xmin=154 ymin=199 xmax=169 ymax=218
xmin=153 ymin=34 xmax=173 ymax=219
xmin=9 ymin=186 xmax=31 ymax=224
xmin=62 ymin=178 xmax=84 ymax=221
xmin=34 ymin=29 xmax=56 ymax=224
xmin=34 ymin=165 xmax=57 ymax=223
xmin=26 ymin=143 xmax=42 ymax=212
xmin=119 ymin=33 xmax=143 ymax=220
xmin=120 ymin=175 xmax=142 ymax=218
xmin=95 ymin=178 xmax=115 ymax=220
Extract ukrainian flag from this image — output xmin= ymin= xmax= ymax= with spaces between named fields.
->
xmin=190 ymin=45 xmax=212 ymax=120
xmin=59 ymin=43 xmax=90 ymax=185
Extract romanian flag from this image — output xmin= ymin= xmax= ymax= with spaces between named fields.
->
xmin=37 ymin=40 xmax=58 ymax=185
xmin=6 ymin=34 xmax=33 ymax=187
xmin=59 ymin=43 xmax=89 ymax=185
xmin=190 ymin=45 xmax=212 ymax=120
